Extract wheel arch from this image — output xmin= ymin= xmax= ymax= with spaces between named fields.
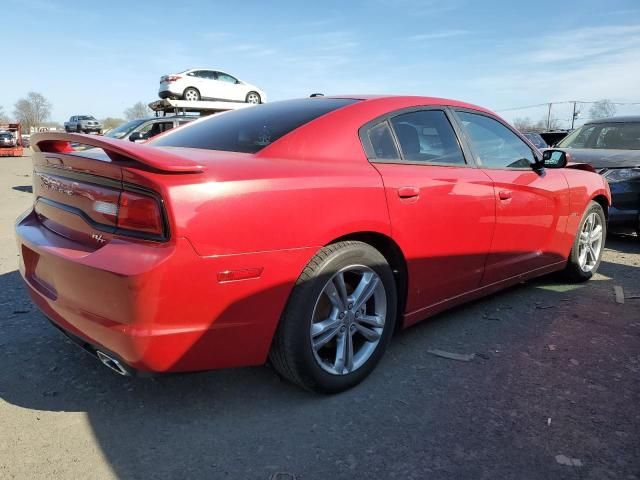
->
xmin=591 ymin=194 xmax=609 ymax=220
xmin=183 ymin=86 xmax=200 ymax=98
xmin=329 ymin=231 xmax=408 ymax=331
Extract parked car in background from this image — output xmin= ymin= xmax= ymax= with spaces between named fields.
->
xmin=540 ymin=130 xmax=570 ymax=147
xmin=159 ymin=68 xmax=266 ymax=104
xmin=64 ymin=115 xmax=103 ymax=134
xmin=554 ymin=116 xmax=640 ymax=235
xmin=104 ymin=116 xmax=195 ymax=142
xmin=21 ymin=134 xmax=30 ymax=148
xmin=522 ymin=132 xmax=548 ymax=149
xmin=0 ymin=123 xmax=24 ymax=157
xmin=19 ymin=96 xmax=610 ymax=393
xmin=0 ymin=131 xmax=17 ymax=147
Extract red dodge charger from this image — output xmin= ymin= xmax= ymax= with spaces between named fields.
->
xmin=16 ymin=96 xmax=611 ymax=392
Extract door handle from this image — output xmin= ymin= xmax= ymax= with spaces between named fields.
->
xmin=398 ymin=186 xmax=420 ymax=199
xmin=498 ymin=190 xmax=512 ymax=200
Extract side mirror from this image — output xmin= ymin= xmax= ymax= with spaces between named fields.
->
xmin=128 ymin=131 xmax=145 ymax=142
xmin=542 ymin=149 xmax=568 ymax=168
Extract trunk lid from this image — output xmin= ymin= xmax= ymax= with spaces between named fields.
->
xmin=30 ymin=133 xmax=204 ymax=248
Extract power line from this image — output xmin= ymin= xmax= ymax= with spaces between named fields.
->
xmin=495 ymin=99 xmax=640 ymax=112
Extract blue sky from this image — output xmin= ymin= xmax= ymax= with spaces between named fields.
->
xmin=3 ymin=0 xmax=640 ymax=127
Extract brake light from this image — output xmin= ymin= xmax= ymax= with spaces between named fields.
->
xmin=117 ymin=191 xmax=164 ymax=236
xmin=166 ymin=75 xmax=181 ymax=82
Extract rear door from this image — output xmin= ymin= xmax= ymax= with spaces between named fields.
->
xmin=185 ymin=70 xmax=208 ymax=96
xmin=362 ymin=108 xmax=496 ymax=318
xmin=452 ymin=110 xmax=570 ymax=285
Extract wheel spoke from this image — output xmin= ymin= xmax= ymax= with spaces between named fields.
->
xmin=334 ymin=331 xmax=354 ymax=374
xmin=334 ymin=272 xmax=349 ymax=310
xmin=313 ymin=327 xmax=340 ymax=350
xmin=590 ymin=224 xmax=603 ymax=243
xmin=311 ymin=317 xmax=341 ymax=350
xmin=578 ymin=245 xmax=588 ymax=266
xmin=324 ymin=280 xmax=346 ymax=311
xmin=357 ymin=314 xmax=384 ymax=328
xmin=354 ymin=322 xmax=381 ymax=342
xmin=586 ymin=214 xmax=594 ymax=234
xmin=351 ymin=272 xmax=379 ymax=311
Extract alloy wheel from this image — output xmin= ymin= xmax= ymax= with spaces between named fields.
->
xmin=578 ymin=212 xmax=603 ymax=272
xmin=184 ymin=89 xmax=199 ymax=101
xmin=247 ymin=93 xmax=260 ymax=104
xmin=310 ymin=265 xmax=387 ymax=375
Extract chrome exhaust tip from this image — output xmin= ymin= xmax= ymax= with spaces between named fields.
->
xmin=96 ymin=351 xmax=130 ymax=376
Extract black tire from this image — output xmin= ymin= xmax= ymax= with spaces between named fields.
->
xmin=563 ymin=201 xmax=606 ymax=282
xmin=269 ymin=241 xmax=397 ymax=393
xmin=76 ymin=125 xmax=81 ymax=133
xmin=183 ymin=87 xmax=200 ymax=101
xmin=245 ymin=91 xmax=261 ymax=104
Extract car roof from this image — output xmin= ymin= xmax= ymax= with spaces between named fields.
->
xmin=585 ymin=115 xmax=640 ymax=124
xmin=322 ymin=94 xmax=495 ymax=115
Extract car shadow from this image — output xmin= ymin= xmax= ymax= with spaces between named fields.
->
xmin=1 ymin=243 xmax=639 ymax=479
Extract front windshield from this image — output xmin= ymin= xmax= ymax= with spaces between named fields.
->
xmin=78 ymin=116 xmax=96 ymax=120
xmin=557 ymin=122 xmax=640 ymax=150
xmin=104 ymin=119 xmax=147 ymax=139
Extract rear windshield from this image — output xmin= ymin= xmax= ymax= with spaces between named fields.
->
xmin=150 ymin=98 xmax=359 ymax=153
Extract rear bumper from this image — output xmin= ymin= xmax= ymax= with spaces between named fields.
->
xmin=159 ymin=85 xmax=182 ymax=99
xmin=16 ymin=209 xmax=310 ymax=374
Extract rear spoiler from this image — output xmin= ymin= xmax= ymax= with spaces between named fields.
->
xmin=31 ymin=132 xmax=205 ymax=173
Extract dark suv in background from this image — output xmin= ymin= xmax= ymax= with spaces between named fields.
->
xmin=555 ymin=116 xmax=640 ymax=236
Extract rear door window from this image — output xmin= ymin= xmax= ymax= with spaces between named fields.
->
xmin=389 ymin=110 xmax=466 ymax=164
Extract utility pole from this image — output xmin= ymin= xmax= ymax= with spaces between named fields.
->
xmin=571 ymin=101 xmax=579 ymax=129
xmin=546 ymin=103 xmax=552 ymax=130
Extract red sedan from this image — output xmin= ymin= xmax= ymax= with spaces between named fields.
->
xmin=16 ymin=96 xmax=611 ymax=393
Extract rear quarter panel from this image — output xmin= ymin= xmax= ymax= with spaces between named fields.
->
xmin=161 ymin=155 xmax=391 ymax=256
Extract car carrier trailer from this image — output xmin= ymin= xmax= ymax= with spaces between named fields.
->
xmin=148 ymin=99 xmax=255 ymax=117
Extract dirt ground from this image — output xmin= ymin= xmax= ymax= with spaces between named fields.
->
xmin=1 ymin=151 xmax=639 ymax=480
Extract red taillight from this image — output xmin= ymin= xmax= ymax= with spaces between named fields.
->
xmin=165 ymin=75 xmax=181 ymax=82
xmin=117 ymin=191 xmax=164 ymax=236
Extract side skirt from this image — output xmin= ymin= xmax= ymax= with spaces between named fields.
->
xmin=402 ymin=260 xmax=567 ymax=328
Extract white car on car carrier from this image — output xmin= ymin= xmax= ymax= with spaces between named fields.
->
xmin=158 ymin=68 xmax=266 ymax=104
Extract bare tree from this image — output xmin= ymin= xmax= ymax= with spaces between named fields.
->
xmin=13 ymin=92 xmax=52 ymax=132
xmin=589 ymin=99 xmax=617 ymax=120
xmin=101 ymin=117 xmax=126 ymax=131
xmin=0 ymin=105 xmax=9 ymax=123
xmin=513 ymin=117 xmax=536 ymax=131
xmin=124 ymin=102 xmax=151 ymax=120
